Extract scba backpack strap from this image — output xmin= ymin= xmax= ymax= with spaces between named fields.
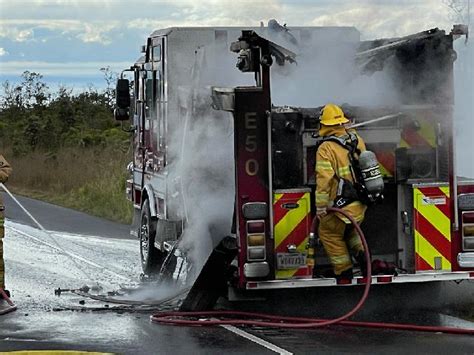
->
xmin=315 ymin=132 xmax=359 ymax=156
xmin=315 ymin=132 xmax=376 ymax=206
xmin=315 ymin=133 xmax=361 ymax=207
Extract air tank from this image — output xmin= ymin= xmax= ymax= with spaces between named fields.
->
xmin=358 ymin=150 xmax=384 ymax=199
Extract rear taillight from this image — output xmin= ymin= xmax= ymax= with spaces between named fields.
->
xmin=248 ymin=248 xmax=265 ymax=260
xmin=464 ymin=225 xmax=474 ymax=236
xmin=246 ymin=220 xmax=266 ymax=261
xmin=247 ymin=220 xmax=265 ymax=234
xmin=247 ymin=234 xmax=265 ymax=246
xmin=462 ymin=211 xmax=474 ymax=251
xmin=459 ymin=194 xmax=474 ymax=252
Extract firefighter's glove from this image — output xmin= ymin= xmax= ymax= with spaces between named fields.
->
xmin=316 ymin=207 xmax=327 ymax=220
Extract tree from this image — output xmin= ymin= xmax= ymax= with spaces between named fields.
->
xmin=0 ymin=69 xmax=127 ymax=154
xmin=100 ymin=66 xmax=118 ymax=110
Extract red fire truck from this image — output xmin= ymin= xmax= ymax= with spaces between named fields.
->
xmin=114 ymin=24 xmax=474 ymax=310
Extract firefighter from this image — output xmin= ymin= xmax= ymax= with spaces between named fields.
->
xmin=0 ymin=154 xmax=12 ymax=297
xmin=315 ymin=104 xmax=367 ymax=280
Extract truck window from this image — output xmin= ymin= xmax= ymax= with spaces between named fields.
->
xmin=145 ymin=70 xmax=154 ymax=119
xmin=153 ymin=45 xmax=161 ymax=63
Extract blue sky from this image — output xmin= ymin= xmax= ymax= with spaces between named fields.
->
xmin=0 ymin=0 xmax=470 ymax=91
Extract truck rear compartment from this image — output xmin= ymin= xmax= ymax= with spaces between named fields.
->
xmin=265 ymin=105 xmax=472 ymax=285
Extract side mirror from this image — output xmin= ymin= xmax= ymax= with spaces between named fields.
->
xmin=114 ymin=107 xmax=129 ymax=121
xmin=115 ymin=79 xmax=130 ymax=121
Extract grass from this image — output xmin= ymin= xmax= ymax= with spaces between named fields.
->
xmin=3 ymin=146 xmax=133 ymax=224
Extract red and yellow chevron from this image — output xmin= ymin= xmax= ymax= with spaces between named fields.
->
xmin=370 ymin=118 xmax=437 ymax=178
xmin=413 ymin=186 xmax=452 ymax=271
xmin=273 ymin=190 xmax=311 ymax=279
xmin=400 ymin=118 xmax=437 ymax=149
xmin=375 ymin=149 xmax=395 ymax=177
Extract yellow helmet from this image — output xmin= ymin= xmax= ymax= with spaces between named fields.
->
xmin=319 ymin=104 xmax=349 ymax=126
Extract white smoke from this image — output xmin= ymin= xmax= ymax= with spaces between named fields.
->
xmin=454 ymin=39 xmax=474 ymax=179
xmin=164 ymin=26 xmax=401 ymax=281
xmin=168 ymin=112 xmax=235 ymax=273
xmin=163 ymin=24 xmax=471 ymax=284
xmin=271 ymin=35 xmax=401 ymax=107
xmin=165 ymin=44 xmax=251 ymax=276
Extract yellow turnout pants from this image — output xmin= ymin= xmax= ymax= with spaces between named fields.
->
xmin=318 ymin=213 xmax=364 ymax=275
xmin=0 ymin=210 xmax=4 ymax=289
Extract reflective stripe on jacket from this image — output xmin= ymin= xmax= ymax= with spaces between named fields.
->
xmin=315 ymin=125 xmax=367 ymax=223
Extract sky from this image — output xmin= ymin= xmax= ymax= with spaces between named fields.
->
xmin=0 ymin=0 xmax=470 ymax=90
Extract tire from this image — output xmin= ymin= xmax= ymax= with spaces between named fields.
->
xmin=139 ymin=200 xmax=165 ymax=275
xmin=180 ymin=236 xmax=237 ymax=311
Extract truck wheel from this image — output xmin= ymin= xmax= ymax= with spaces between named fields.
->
xmin=139 ymin=200 xmax=165 ymax=275
xmin=180 ymin=236 xmax=237 ymax=311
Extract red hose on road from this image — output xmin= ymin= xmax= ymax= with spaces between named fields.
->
xmin=151 ymin=310 xmax=474 ymax=335
xmin=150 ymin=208 xmax=474 ymax=335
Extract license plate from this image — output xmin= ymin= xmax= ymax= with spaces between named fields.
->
xmin=276 ymin=253 xmax=307 ymax=269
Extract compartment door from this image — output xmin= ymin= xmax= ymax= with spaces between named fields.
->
xmin=413 ymin=186 xmax=452 ymax=271
xmin=273 ymin=190 xmax=311 ymax=279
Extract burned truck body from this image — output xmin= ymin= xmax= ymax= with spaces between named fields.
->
xmin=115 ymin=25 xmax=474 ymax=309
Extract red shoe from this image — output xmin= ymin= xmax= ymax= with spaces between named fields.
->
xmin=0 ymin=289 xmax=11 ymax=299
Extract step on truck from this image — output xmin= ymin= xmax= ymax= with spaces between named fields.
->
xmin=114 ymin=23 xmax=474 ymax=310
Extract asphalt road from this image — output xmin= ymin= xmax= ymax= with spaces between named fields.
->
xmin=0 ymin=192 xmax=473 ymax=354
xmin=3 ymin=192 xmax=130 ymax=239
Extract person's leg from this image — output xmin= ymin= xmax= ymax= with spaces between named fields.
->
xmin=319 ymin=213 xmax=353 ymax=276
xmin=0 ymin=239 xmax=4 ymax=290
xmin=0 ymin=202 xmax=12 ymax=299
xmin=345 ymin=224 xmax=363 ymax=254
xmin=0 ymin=209 xmax=4 ymax=290
xmin=344 ymin=222 xmax=367 ymax=276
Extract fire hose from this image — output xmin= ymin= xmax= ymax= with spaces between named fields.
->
xmin=151 ymin=207 xmax=474 ymax=335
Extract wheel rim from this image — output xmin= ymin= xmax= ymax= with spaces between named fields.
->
xmin=140 ymin=215 xmax=149 ymax=262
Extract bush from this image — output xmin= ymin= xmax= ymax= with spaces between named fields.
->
xmin=1 ymin=70 xmax=133 ymax=224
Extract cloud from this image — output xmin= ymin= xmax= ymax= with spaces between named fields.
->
xmin=76 ymin=22 xmax=118 ymax=44
xmin=0 ymin=25 xmax=34 ymax=42
xmin=0 ymin=47 xmax=8 ymax=56
xmin=0 ymin=0 xmax=461 ymax=47
xmin=0 ymin=61 xmax=131 ymax=77
xmin=0 ymin=0 xmax=468 ymax=91
xmin=168 ymin=0 xmax=283 ymax=25
xmin=127 ymin=19 xmax=176 ymax=31
xmin=308 ymin=1 xmax=453 ymax=39
xmin=0 ymin=19 xmax=118 ymax=45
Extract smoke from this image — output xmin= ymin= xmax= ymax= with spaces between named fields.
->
xmin=454 ymin=39 xmax=474 ymax=179
xmin=165 ymin=44 xmax=250 ymax=276
xmin=168 ymin=111 xmax=235 ymax=273
xmin=163 ymin=26 xmax=403 ymax=282
xmin=162 ymin=24 xmax=471 ymax=285
xmin=270 ymin=28 xmax=401 ymax=107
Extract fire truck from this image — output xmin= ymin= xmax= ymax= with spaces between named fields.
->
xmin=114 ymin=23 xmax=474 ymax=310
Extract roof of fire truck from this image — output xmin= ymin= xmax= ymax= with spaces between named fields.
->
xmin=134 ymin=25 xmax=362 ymax=68
xmin=138 ymin=26 xmax=457 ymax=68
xmin=133 ymin=26 xmax=457 ymax=82
xmin=148 ymin=25 xmax=360 ymax=39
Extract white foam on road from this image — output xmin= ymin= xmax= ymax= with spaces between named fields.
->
xmin=9 ymin=226 xmax=130 ymax=281
xmin=3 ymin=221 xmax=141 ymax=291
